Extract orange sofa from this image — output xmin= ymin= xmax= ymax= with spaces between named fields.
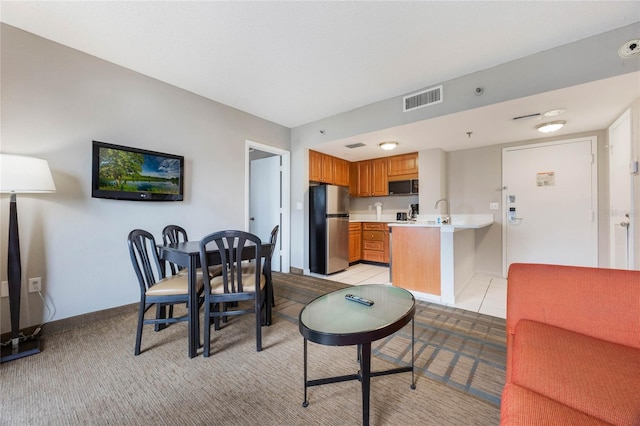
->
xmin=500 ymin=263 xmax=640 ymax=425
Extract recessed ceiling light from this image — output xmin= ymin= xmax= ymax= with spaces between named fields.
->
xmin=536 ymin=120 xmax=566 ymax=133
xmin=543 ymin=109 xmax=566 ymax=117
xmin=379 ymin=141 xmax=398 ymax=150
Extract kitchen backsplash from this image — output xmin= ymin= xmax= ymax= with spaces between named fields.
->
xmin=349 ymin=194 xmax=418 ymax=215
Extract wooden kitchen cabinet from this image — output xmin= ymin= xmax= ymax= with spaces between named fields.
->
xmin=349 ymin=222 xmax=362 ymax=263
xmin=321 ymin=154 xmax=334 ymax=184
xmin=349 ymin=162 xmax=358 ymax=196
xmin=361 ymin=222 xmax=389 ymax=264
xmin=371 ymin=158 xmax=388 ymax=196
xmin=333 ymin=157 xmax=350 ymax=187
xmin=309 ymin=150 xmax=349 ymax=186
xmin=356 ymin=160 xmax=372 ymax=196
xmin=356 ymin=159 xmax=388 ymax=197
xmin=387 ymin=152 xmax=418 ymax=179
xmin=309 ymin=150 xmax=323 ymax=182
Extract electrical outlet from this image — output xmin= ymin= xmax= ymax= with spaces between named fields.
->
xmin=489 ymin=202 xmax=500 ymax=210
xmin=1 ymin=281 xmax=8 ymax=298
xmin=28 ymin=277 xmax=42 ymax=293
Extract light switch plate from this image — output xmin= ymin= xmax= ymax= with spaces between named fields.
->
xmin=1 ymin=281 xmax=8 ymax=298
xmin=489 ymin=202 xmax=500 ymax=210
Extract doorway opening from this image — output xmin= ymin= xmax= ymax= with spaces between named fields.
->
xmin=245 ymin=140 xmax=290 ymax=273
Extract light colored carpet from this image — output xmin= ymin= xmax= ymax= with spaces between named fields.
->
xmin=1 ymin=273 xmax=503 ymax=425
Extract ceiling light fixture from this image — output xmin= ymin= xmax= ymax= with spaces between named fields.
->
xmin=536 ymin=120 xmax=566 ymax=133
xmin=543 ymin=108 xmax=566 ymax=117
xmin=379 ymin=141 xmax=398 ymax=150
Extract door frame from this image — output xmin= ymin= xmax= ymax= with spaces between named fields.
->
xmin=245 ymin=140 xmax=291 ymax=272
xmin=501 ymin=136 xmax=598 ymax=277
xmin=608 ymin=108 xmax=635 ymax=269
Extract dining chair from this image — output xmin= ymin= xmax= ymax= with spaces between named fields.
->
xmin=161 ymin=225 xmax=189 ymax=275
xmin=128 ymin=229 xmax=203 ymax=356
xmin=241 ymin=225 xmax=279 ymax=323
xmin=199 ymin=230 xmax=267 ymax=356
xmin=162 ymin=224 xmax=223 ymax=278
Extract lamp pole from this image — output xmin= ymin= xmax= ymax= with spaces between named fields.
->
xmin=8 ymin=193 xmax=21 ymax=344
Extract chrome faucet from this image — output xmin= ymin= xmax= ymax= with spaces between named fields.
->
xmin=434 ymin=198 xmax=450 ymax=224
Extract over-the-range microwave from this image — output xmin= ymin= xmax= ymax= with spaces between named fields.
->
xmin=388 ymin=179 xmax=419 ymax=195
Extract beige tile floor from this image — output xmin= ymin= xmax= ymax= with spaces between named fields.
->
xmin=311 ymin=263 xmax=506 ymax=319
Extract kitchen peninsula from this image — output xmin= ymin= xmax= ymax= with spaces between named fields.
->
xmin=388 ymin=214 xmax=493 ymax=305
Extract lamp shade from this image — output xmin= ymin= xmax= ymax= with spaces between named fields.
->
xmin=0 ymin=154 xmax=56 ymax=193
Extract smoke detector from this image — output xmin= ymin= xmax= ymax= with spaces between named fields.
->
xmin=619 ymin=39 xmax=640 ymax=58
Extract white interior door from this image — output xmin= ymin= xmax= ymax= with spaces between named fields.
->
xmin=250 ymin=155 xmax=281 ymax=271
xmin=502 ymin=137 xmax=598 ymax=275
xmin=609 ymin=109 xmax=634 ymax=269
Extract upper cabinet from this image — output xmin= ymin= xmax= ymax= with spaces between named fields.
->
xmin=371 ymin=158 xmax=388 ymax=196
xmin=355 ymin=158 xmax=388 ymax=197
xmin=333 ymin=157 xmax=350 ymax=187
xmin=349 ymin=162 xmax=358 ymax=196
xmin=387 ymin=152 xmax=418 ymax=181
xmin=309 ymin=150 xmax=323 ymax=182
xmin=311 ymin=150 xmax=418 ymax=197
xmin=309 ymin=150 xmax=349 ymax=186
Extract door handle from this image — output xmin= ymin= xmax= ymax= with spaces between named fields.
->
xmin=250 ymin=217 xmax=255 ymax=221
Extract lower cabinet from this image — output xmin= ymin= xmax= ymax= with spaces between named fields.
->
xmin=349 ymin=222 xmax=362 ymax=263
xmin=361 ymin=222 xmax=389 ymax=264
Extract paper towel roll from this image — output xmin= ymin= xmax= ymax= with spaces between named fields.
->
xmin=376 ymin=205 xmax=382 ymax=220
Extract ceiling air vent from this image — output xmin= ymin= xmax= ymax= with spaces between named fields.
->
xmin=512 ymin=113 xmax=541 ymax=121
xmin=403 ymin=85 xmax=443 ymax=112
xmin=345 ymin=142 xmax=366 ymax=149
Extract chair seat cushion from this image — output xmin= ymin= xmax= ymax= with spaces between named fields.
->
xmin=177 ymin=264 xmax=223 ymax=278
xmin=209 ymin=273 xmax=266 ymax=294
xmin=240 ymin=263 xmax=263 ymax=275
xmin=510 ymin=320 xmax=640 ymax=425
xmin=146 ymin=274 xmax=203 ymax=296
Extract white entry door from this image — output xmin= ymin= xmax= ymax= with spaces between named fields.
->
xmin=249 ymin=155 xmax=281 ymax=271
xmin=609 ymin=109 xmax=634 ymax=269
xmin=502 ymin=137 xmax=598 ymax=275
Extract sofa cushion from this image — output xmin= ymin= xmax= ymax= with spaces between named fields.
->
xmin=511 ymin=320 xmax=640 ymax=425
xmin=501 ymin=383 xmax=612 ymax=425
xmin=506 ymin=264 xmax=640 ymax=349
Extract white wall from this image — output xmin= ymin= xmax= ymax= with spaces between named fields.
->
xmin=0 ymin=24 xmax=290 ymax=332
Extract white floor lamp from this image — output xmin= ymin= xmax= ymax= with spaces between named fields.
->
xmin=0 ymin=153 xmax=56 ymax=362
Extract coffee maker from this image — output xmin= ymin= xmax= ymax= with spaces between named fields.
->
xmin=410 ymin=203 xmax=419 ymax=219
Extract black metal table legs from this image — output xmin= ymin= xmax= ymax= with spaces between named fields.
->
xmin=302 ymin=318 xmax=415 ymax=425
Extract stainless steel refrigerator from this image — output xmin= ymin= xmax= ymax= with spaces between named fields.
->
xmin=309 ymin=184 xmax=349 ymax=275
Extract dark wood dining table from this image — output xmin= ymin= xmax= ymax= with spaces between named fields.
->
xmin=158 ymin=240 xmax=273 ymax=358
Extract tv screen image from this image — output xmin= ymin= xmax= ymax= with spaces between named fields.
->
xmin=91 ymin=141 xmax=184 ymax=201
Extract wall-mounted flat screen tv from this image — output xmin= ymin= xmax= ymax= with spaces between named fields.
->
xmin=92 ymin=141 xmax=184 ymax=201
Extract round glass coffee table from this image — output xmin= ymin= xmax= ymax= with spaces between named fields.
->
xmin=298 ymin=284 xmax=416 ymax=426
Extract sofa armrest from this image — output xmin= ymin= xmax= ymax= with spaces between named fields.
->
xmin=506 ymin=263 xmax=640 ymax=349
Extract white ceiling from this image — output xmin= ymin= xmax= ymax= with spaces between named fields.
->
xmin=1 ymin=1 xmax=639 ymax=158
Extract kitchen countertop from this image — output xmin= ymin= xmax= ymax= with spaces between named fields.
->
xmin=350 ymin=214 xmax=494 ymax=229
xmin=388 ymin=221 xmax=492 ymax=229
